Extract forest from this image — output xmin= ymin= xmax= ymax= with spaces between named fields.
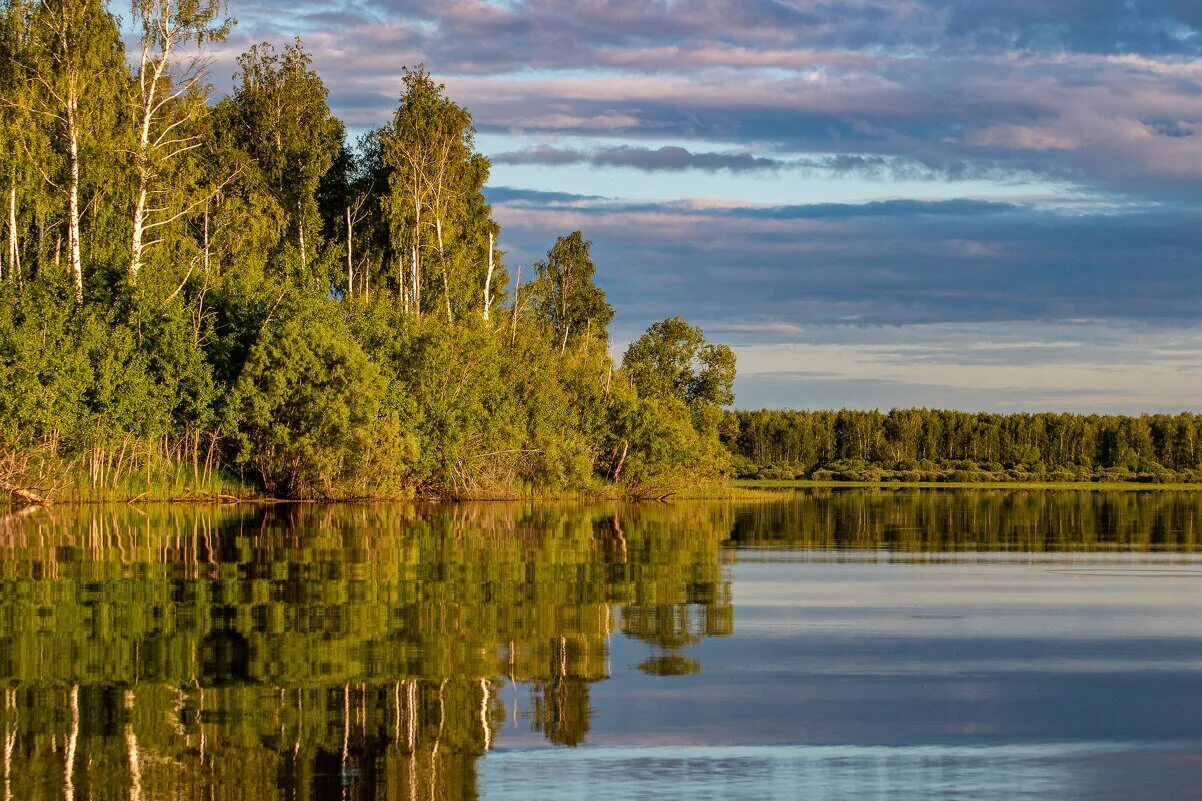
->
xmin=0 ymin=0 xmax=737 ymax=501
xmin=730 ymin=409 xmax=1202 ymax=484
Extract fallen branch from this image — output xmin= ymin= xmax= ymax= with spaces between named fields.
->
xmin=0 ymin=478 xmax=48 ymax=507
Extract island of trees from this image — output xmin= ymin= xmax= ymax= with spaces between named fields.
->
xmin=0 ymin=0 xmax=736 ymax=501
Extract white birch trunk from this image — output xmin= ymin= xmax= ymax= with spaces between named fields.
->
xmin=345 ymin=206 xmax=353 ymax=298
xmin=129 ymin=183 xmax=147 ymax=283
xmin=194 ymin=204 xmax=209 ymax=343
xmin=411 ymin=175 xmax=422 ymax=315
xmin=397 ymin=255 xmax=405 ymax=310
xmin=67 ymin=106 xmax=83 ymax=305
xmin=124 ymin=690 xmax=143 ymax=801
xmin=437 ymin=217 xmax=451 ymax=323
xmin=612 ymin=439 xmax=629 ymax=481
xmin=509 ymin=265 xmax=522 ymax=346
xmin=129 ymin=15 xmax=173 ymax=284
xmin=129 ymin=67 xmax=160 ymax=285
xmin=559 ymin=276 xmax=570 ymax=352
xmin=480 ymin=679 xmax=491 ymax=752
xmin=3 ymin=689 xmax=13 ymax=801
xmin=406 ymin=679 xmax=416 ymax=752
xmin=202 ymin=204 xmax=209 ymax=276
xmin=411 ymin=241 xmax=420 ymax=316
xmin=482 ymin=231 xmax=494 ymax=322
xmin=341 ymin=684 xmax=349 ymax=782
xmin=65 ymin=685 xmax=78 ymax=801
xmin=297 ymin=215 xmax=307 ymax=269
xmin=5 ymin=180 xmax=17 ymax=283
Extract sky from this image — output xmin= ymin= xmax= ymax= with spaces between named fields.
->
xmin=182 ymin=0 xmax=1202 ymax=412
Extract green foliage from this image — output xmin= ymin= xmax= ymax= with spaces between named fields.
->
xmin=0 ymin=12 xmax=736 ymax=500
xmin=224 ymin=296 xmax=409 ymax=498
xmin=730 ymin=408 xmax=1202 ymax=484
xmin=609 ymin=317 xmax=737 ymax=491
xmin=531 ymin=231 xmax=613 ymax=351
xmin=380 ymin=66 xmax=504 ymax=321
xmin=228 ymin=38 xmax=344 ymax=276
xmin=0 ymin=287 xmax=187 ymax=447
xmin=622 ymin=316 xmax=736 ymax=410
xmin=610 ymin=395 xmax=733 ymax=489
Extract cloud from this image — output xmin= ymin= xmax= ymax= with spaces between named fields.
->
xmin=169 ymin=0 xmax=1202 ymax=411
xmin=484 ymin=187 xmax=607 ymax=205
xmin=192 ymin=0 xmax=1202 ymax=199
xmin=492 ymin=146 xmax=1023 ymax=181
xmin=728 ymin=322 xmax=1202 ymax=412
xmin=732 ymin=373 xmax=1159 ymax=414
xmin=494 ymin=144 xmax=789 ymax=173
xmin=708 ymin=322 xmax=807 ymax=335
xmin=486 ymin=189 xmax=1202 ymax=331
xmin=233 ymin=1 xmax=1202 ymax=61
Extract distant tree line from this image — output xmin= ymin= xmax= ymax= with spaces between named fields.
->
xmin=729 ymin=409 xmax=1202 ymax=483
xmin=0 ymin=1 xmax=735 ymax=500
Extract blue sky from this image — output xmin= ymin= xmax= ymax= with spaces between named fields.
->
xmin=188 ymin=0 xmax=1202 ymax=411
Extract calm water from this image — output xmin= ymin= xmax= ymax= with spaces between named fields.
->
xmin=2 ymin=489 xmax=1202 ymax=800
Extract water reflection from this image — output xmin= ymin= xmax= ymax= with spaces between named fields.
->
xmin=0 ymin=503 xmax=735 ymax=800
xmin=1 ymin=489 xmax=1202 ymax=799
xmin=730 ymin=488 xmax=1202 ymax=551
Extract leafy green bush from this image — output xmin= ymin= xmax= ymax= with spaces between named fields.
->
xmin=224 ymin=297 xmax=402 ymax=498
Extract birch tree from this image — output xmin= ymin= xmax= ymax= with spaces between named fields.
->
xmin=621 ymin=317 xmax=736 ymax=410
xmin=1 ymin=4 xmax=54 ymax=286
xmin=382 ymin=68 xmax=437 ymax=316
xmin=533 ymin=232 xmax=613 ymax=352
xmin=230 ymin=39 xmax=341 ymax=274
xmin=0 ymin=1 xmax=26 ymax=283
xmin=127 ymin=0 xmax=232 ymax=284
xmin=343 ymin=191 xmax=368 ymax=298
xmin=383 ymin=67 xmax=500 ymax=322
xmin=342 ymin=128 xmax=393 ymax=304
xmin=11 ymin=0 xmax=123 ymax=303
xmin=424 ymin=96 xmax=472 ymax=324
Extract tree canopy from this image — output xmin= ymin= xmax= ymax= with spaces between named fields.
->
xmin=0 ymin=7 xmax=737 ymax=500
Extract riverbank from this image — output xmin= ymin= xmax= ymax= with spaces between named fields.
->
xmin=0 ymin=471 xmax=782 ymax=510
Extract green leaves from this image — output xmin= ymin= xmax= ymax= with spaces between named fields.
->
xmin=223 ymin=295 xmax=402 ymax=498
xmin=731 ymin=408 xmax=1202 ymax=482
xmin=0 ymin=287 xmax=184 ymax=447
xmin=622 ymin=316 xmax=736 ymax=413
xmin=611 ymin=318 xmax=739 ymax=490
xmin=532 ymin=231 xmax=614 ymax=351
xmin=229 ymin=38 xmax=343 ymax=273
xmin=380 ymin=66 xmax=500 ymax=321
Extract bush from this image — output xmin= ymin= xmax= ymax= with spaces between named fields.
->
xmin=224 ymin=298 xmax=400 ymax=498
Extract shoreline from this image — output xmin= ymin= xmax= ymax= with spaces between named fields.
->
xmin=6 ymin=480 xmax=1202 ymax=511
xmin=736 ymin=479 xmax=1202 ymax=491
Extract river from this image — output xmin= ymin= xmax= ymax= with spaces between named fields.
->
xmin=1 ymin=489 xmax=1200 ymax=799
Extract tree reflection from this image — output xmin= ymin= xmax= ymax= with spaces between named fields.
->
xmin=0 ymin=502 xmax=737 ymax=800
xmin=728 ymin=488 xmax=1202 ymax=552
